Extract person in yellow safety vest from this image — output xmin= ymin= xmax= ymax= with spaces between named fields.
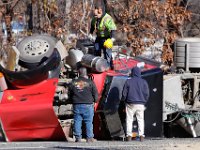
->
xmin=89 ymin=3 xmax=117 ymax=70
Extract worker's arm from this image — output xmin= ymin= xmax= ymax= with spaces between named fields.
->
xmin=105 ymin=16 xmax=117 ymax=32
xmin=91 ymin=81 xmax=99 ymax=103
xmin=67 ymin=82 xmax=74 ymax=104
xmin=90 ymin=18 xmax=96 ymax=34
xmin=89 ymin=18 xmax=96 ymax=41
xmin=104 ymin=16 xmax=117 ymax=42
xmin=90 ymin=24 xmax=95 ymax=34
xmin=121 ymin=81 xmax=128 ymax=101
xmin=110 ymin=30 xmax=116 ymax=42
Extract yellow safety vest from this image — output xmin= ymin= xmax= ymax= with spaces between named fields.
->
xmin=91 ymin=13 xmax=116 ymax=37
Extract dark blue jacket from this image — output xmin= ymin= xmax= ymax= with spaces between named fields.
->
xmin=122 ymin=67 xmax=149 ymax=105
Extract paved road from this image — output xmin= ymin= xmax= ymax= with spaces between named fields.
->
xmin=0 ymin=138 xmax=200 ymax=150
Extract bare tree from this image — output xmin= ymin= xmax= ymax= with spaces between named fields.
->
xmin=1 ymin=0 xmax=199 ymax=65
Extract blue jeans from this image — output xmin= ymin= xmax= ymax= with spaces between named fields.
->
xmin=73 ymin=104 xmax=94 ymax=139
xmin=94 ymin=38 xmax=113 ymax=69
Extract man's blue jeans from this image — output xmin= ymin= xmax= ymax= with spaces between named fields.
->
xmin=94 ymin=38 xmax=114 ymax=69
xmin=73 ymin=104 xmax=94 ymax=140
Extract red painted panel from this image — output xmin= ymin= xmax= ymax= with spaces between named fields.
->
xmin=91 ymin=73 xmax=107 ymax=111
xmin=0 ymin=79 xmax=66 ymax=141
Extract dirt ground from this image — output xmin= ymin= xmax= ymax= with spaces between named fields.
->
xmin=0 ymin=137 xmax=200 ymax=150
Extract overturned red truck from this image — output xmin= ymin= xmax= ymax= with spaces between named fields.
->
xmin=0 ymin=35 xmax=163 ymax=141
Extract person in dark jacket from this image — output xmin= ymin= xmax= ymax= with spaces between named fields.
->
xmin=122 ymin=66 xmax=149 ymax=142
xmin=68 ymin=67 xmax=98 ymax=142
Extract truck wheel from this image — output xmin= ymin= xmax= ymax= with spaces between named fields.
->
xmin=17 ymin=34 xmax=56 ymax=64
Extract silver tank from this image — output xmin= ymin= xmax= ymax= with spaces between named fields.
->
xmin=81 ymin=54 xmax=109 ymax=72
xmin=65 ymin=49 xmax=84 ymax=69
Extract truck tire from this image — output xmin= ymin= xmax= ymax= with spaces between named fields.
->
xmin=17 ymin=34 xmax=56 ymax=63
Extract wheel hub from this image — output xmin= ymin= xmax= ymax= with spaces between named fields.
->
xmin=24 ymin=40 xmax=50 ymax=56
